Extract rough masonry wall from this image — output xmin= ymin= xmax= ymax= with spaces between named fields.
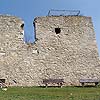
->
xmin=0 ymin=15 xmax=100 ymax=86
xmin=0 ymin=15 xmax=26 ymax=86
xmin=34 ymin=16 xmax=100 ymax=85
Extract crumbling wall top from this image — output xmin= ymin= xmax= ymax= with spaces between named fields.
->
xmin=0 ymin=15 xmax=24 ymax=36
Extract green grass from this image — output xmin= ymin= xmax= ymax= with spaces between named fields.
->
xmin=0 ymin=86 xmax=100 ymax=100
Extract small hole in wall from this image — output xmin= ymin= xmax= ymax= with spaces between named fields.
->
xmin=20 ymin=24 xmax=24 ymax=30
xmin=55 ymin=28 xmax=61 ymax=34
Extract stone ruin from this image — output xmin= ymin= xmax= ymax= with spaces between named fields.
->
xmin=0 ymin=14 xmax=100 ymax=86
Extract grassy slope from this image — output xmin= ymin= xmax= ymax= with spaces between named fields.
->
xmin=0 ymin=87 xmax=100 ymax=100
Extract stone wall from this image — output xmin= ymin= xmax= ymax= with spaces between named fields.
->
xmin=34 ymin=16 xmax=100 ymax=85
xmin=0 ymin=15 xmax=25 ymax=86
xmin=0 ymin=15 xmax=100 ymax=86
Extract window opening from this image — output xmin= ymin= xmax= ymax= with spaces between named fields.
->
xmin=20 ymin=24 xmax=24 ymax=30
xmin=55 ymin=28 xmax=61 ymax=34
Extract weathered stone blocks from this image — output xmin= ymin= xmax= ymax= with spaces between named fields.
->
xmin=0 ymin=15 xmax=100 ymax=86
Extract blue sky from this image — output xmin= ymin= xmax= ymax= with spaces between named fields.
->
xmin=0 ymin=0 xmax=100 ymax=55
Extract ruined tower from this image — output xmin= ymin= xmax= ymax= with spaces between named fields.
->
xmin=0 ymin=11 xmax=100 ymax=86
xmin=33 ymin=10 xmax=100 ymax=85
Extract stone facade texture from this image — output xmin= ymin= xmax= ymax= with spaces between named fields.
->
xmin=0 ymin=15 xmax=100 ymax=86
